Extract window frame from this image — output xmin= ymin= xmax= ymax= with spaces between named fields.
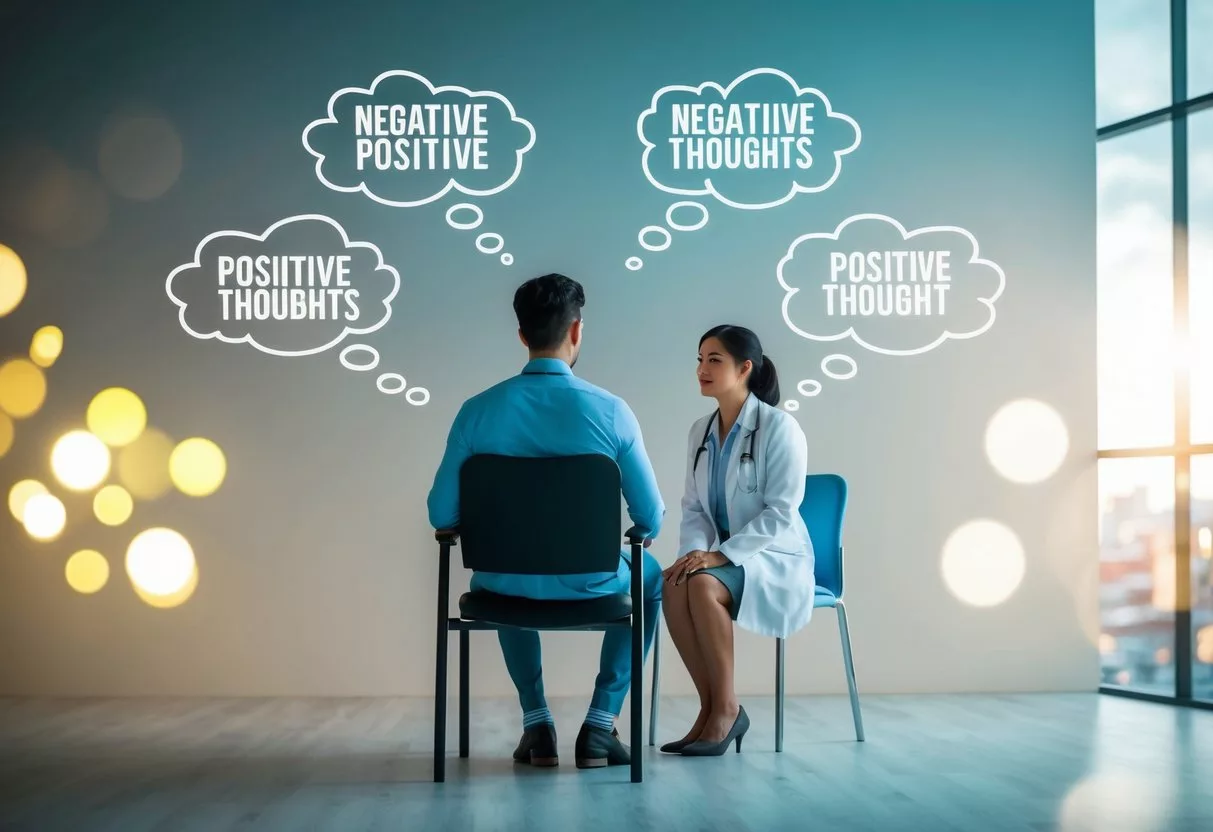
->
xmin=1097 ymin=0 xmax=1213 ymax=709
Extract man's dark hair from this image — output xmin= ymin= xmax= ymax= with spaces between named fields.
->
xmin=512 ymin=273 xmax=585 ymax=351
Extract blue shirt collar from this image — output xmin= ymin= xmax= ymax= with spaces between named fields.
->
xmin=739 ymin=391 xmax=760 ymax=429
xmin=521 ymin=357 xmax=574 ymax=376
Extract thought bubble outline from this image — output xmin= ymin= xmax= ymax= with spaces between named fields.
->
xmin=638 ymin=67 xmax=861 ymax=211
xmin=302 ymin=70 xmax=537 ymax=209
xmin=777 ymin=212 xmax=1007 ymax=357
xmin=165 ymin=213 xmax=401 ymax=358
xmin=475 ymin=233 xmax=504 ymax=254
xmin=377 ymin=373 xmax=406 ymax=394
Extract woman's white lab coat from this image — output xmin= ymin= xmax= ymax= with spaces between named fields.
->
xmin=678 ymin=393 xmax=816 ymax=639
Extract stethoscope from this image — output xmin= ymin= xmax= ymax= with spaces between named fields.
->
xmin=693 ymin=409 xmax=759 ymax=494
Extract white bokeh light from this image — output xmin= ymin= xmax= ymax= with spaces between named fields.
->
xmin=985 ymin=399 xmax=1070 ymax=484
xmin=50 ymin=430 xmax=111 ymax=491
xmin=22 ymin=492 xmax=66 ymax=541
xmin=941 ymin=519 xmax=1026 ymax=607
xmin=126 ymin=527 xmax=195 ymax=597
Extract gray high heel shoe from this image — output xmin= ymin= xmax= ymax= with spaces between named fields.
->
xmin=659 ymin=736 xmax=696 ymax=754
xmin=679 ymin=707 xmax=750 ymax=756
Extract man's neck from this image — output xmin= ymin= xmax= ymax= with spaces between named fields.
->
xmin=528 ymin=351 xmax=570 ymax=366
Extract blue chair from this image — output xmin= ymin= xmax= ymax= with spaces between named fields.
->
xmin=778 ymin=473 xmax=864 ymax=749
xmin=646 ymin=473 xmax=864 ymax=750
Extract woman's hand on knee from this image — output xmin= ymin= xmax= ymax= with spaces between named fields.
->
xmin=664 ymin=551 xmax=703 ymax=585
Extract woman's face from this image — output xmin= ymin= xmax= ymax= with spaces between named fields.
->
xmin=697 ymin=336 xmax=750 ymax=398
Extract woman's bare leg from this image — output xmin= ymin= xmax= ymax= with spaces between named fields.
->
xmin=687 ymin=573 xmax=740 ymax=742
xmin=661 ymin=578 xmax=714 ymax=741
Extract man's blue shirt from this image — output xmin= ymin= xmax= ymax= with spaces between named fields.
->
xmin=427 ymin=358 xmax=665 ymax=598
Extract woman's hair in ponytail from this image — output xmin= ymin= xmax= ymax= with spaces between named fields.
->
xmin=699 ymin=325 xmax=781 ymax=406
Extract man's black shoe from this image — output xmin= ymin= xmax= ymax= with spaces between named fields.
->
xmin=512 ymin=723 xmax=559 ymax=767
xmin=574 ymin=723 xmax=630 ymax=769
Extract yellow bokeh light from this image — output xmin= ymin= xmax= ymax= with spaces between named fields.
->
xmin=126 ymin=526 xmax=195 ymax=597
xmin=86 ymin=387 xmax=147 ymax=447
xmin=50 ymin=430 xmax=111 ymax=491
xmin=66 ymin=549 xmax=110 ymax=594
xmin=0 ymin=412 xmax=12 ymax=458
xmin=169 ymin=437 xmax=227 ymax=497
xmin=1197 ymin=626 xmax=1213 ymax=664
xmin=984 ymin=399 xmax=1070 ymax=485
xmin=1098 ymin=633 xmax=1116 ymax=656
xmin=1152 ymin=547 xmax=1176 ymax=611
xmin=134 ymin=563 xmax=198 ymax=609
xmin=117 ymin=426 xmax=174 ymax=500
xmin=29 ymin=325 xmax=64 ymax=368
xmin=0 ymin=359 xmax=47 ymax=419
xmin=93 ymin=484 xmax=133 ymax=526
xmin=941 ymin=519 xmax=1026 ymax=607
xmin=8 ymin=479 xmax=47 ymax=521
xmin=1199 ymin=527 xmax=1212 ymax=559
xmin=23 ymin=492 xmax=66 ymax=541
xmin=0 ymin=243 xmax=27 ymax=317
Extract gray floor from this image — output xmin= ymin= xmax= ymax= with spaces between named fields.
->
xmin=0 ymin=693 xmax=1210 ymax=831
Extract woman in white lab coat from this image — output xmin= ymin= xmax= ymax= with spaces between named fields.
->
xmin=660 ymin=325 xmax=815 ymax=757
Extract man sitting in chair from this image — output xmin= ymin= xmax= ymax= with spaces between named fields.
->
xmin=427 ymin=272 xmax=665 ymax=770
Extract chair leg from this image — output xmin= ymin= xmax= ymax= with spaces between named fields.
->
xmin=648 ymin=617 xmax=661 ymax=747
xmin=434 ymin=622 xmax=448 ymax=783
xmin=631 ymin=614 xmax=643 ymax=783
xmin=836 ymin=602 xmax=865 ymax=742
xmin=775 ymin=637 xmax=785 ymax=752
xmin=459 ymin=630 xmax=470 ymax=759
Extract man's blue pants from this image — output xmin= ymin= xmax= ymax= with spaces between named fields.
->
xmin=470 ymin=550 xmax=663 ymax=716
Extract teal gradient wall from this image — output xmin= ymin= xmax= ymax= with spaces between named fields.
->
xmin=0 ymin=0 xmax=1097 ymax=697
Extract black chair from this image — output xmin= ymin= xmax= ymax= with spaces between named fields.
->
xmin=433 ymin=453 xmax=658 ymax=784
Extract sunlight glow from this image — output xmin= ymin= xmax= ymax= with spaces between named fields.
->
xmin=1059 ymin=773 xmax=1173 ymax=832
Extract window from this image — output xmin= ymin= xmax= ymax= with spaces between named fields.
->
xmin=1189 ymin=0 xmax=1213 ymax=98
xmin=1193 ymin=455 xmax=1213 ymax=700
xmin=1191 ymin=109 xmax=1213 ymax=444
xmin=1096 ymin=125 xmax=1173 ymax=450
xmin=1098 ymin=457 xmax=1175 ymax=694
xmin=1096 ymin=0 xmax=1172 ymax=127
xmin=1096 ymin=0 xmax=1213 ymax=707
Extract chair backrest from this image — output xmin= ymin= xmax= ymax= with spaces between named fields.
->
xmin=458 ymin=453 xmax=623 ymax=575
xmin=798 ymin=473 xmax=848 ymax=598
